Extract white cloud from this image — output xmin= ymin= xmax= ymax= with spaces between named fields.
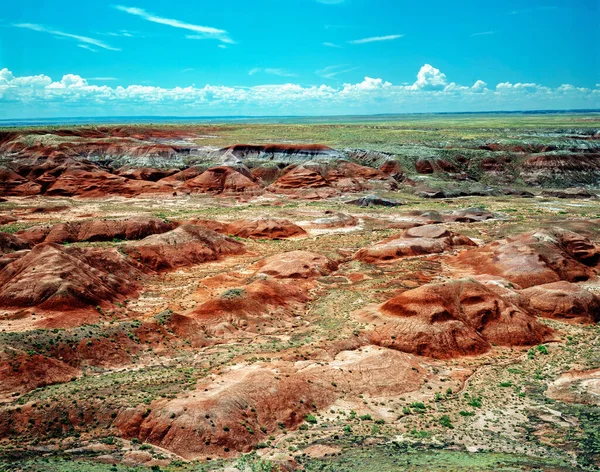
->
xmin=249 ymin=68 xmax=297 ymax=77
xmin=323 ymin=42 xmax=343 ymax=48
xmin=317 ymin=65 xmax=359 ymax=79
xmin=470 ymin=31 xmax=495 ymax=37
xmin=13 ymin=23 xmax=120 ymax=51
xmin=78 ymin=44 xmax=98 ymax=53
xmin=349 ymin=34 xmax=404 ymax=44
xmin=409 ymin=64 xmax=447 ymax=90
xmin=510 ymin=6 xmax=558 ymax=15
xmin=114 ymin=5 xmax=233 ymax=44
xmin=0 ymin=66 xmax=597 ymax=118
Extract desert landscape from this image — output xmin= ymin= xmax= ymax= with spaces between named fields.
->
xmin=0 ymin=113 xmax=598 ymax=471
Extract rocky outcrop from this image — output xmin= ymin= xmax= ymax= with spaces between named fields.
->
xmin=520 ymin=281 xmax=600 ymax=323
xmin=354 ymin=225 xmax=476 ymax=263
xmin=256 ymin=251 xmax=338 ymax=278
xmin=115 ymin=346 xmax=425 ymax=459
xmin=123 ymin=224 xmax=245 ymax=271
xmin=346 ymin=195 xmax=403 ymax=207
xmin=451 ymin=228 xmax=600 ymax=288
xmin=361 ymin=280 xmax=555 ymax=359
xmin=0 ymin=243 xmax=145 ymax=311
xmin=183 ymin=166 xmax=262 ymax=194
xmin=192 ymin=218 xmax=306 ymax=239
xmin=17 ymin=217 xmax=176 ymax=245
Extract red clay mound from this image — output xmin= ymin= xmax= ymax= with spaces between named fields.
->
xmin=183 ymin=166 xmax=262 ymax=194
xmin=19 ymin=217 xmax=176 ymax=245
xmin=123 ymin=224 xmax=245 ymax=271
xmin=0 ymin=169 xmax=42 ymax=196
xmin=0 ymin=352 xmax=79 ymax=396
xmin=354 ymin=225 xmax=476 ymax=263
xmin=191 ymin=279 xmax=310 ymax=336
xmin=116 ymin=346 xmax=424 ymax=459
xmin=0 ymin=232 xmax=31 ymax=254
xmin=45 ymin=166 xmax=173 ymax=197
xmin=361 ymin=279 xmax=554 ymax=359
xmin=192 ymin=218 xmax=306 ymax=239
xmin=451 ymin=228 xmax=600 ymax=288
xmin=158 ymin=166 xmax=206 ymax=185
xmin=256 ymin=250 xmax=338 ymax=278
xmin=0 ymin=243 xmax=145 ymax=311
xmin=520 ymin=281 xmax=600 ymax=324
xmin=335 ymin=161 xmax=389 ymax=180
xmin=268 ymin=165 xmax=330 ymax=190
xmin=115 ymin=166 xmax=179 ymax=182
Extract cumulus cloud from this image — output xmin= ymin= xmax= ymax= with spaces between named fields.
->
xmin=13 ymin=23 xmax=120 ymax=51
xmin=114 ymin=5 xmax=234 ymax=44
xmin=409 ymin=64 xmax=447 ymax=90
xmin=0 ymin=65 xmax=597 ymax=118
xmin=349 ymin=34 xmax=404 ymax=44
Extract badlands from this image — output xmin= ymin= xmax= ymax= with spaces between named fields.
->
xmin=0 ymin=115 xmax=599 ymax=471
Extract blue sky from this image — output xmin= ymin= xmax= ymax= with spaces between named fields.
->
xmin=0 ymin=0 xmax=599 ymax=118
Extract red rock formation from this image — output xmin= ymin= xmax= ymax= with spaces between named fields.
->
xmin=46 ymin=166 xmax=172 ymax=197
xmin=451 ymin=229 xmax=600 ymax=288
xmin=0 ymin=232 xmax=31 ymax=254
xmin=158 ymin=166 xmax=206 ymax=185
xmin=192 ymin=218 xmax=306 ymax=239
xmin=521 ymin=154 xmax=600 ymax=187
xmin=354 ymin=225 xmax=476 ymax=263
xmin=520 ymin=281 xmax=600 ymax=323
xmin=0 ymin=243 xmax=145 ymax=311
xmin=256 ymin=250 xmax=338 ymax=279
xmin=379 ymin=160 xmax=404 ymax=176
xmin=415 ymin=159 xmax=434 ymax=174
xmin=123 ymin=224 xmax=245 ymax=271
xmin=183 ymin=166 xmax=262 ymax=194
xmin=115 ymin=166 xmax=179 ymax=182
xmin=362 ymin=280 xmax=554 ymax=359
xmin=190 ymin=279 xmax=310 ymax=336
xmin=0 ymin=353 xmax=79 ymax=396
xmin=18 ymin=217 xmax=176 ymax=245
xmin=268 ymin=165 xmax=330 ymax=190
xmin=115 ymin=346 xmax=424 ymax=459
xmin=0 ymin=169 xmax=42 ymax=196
